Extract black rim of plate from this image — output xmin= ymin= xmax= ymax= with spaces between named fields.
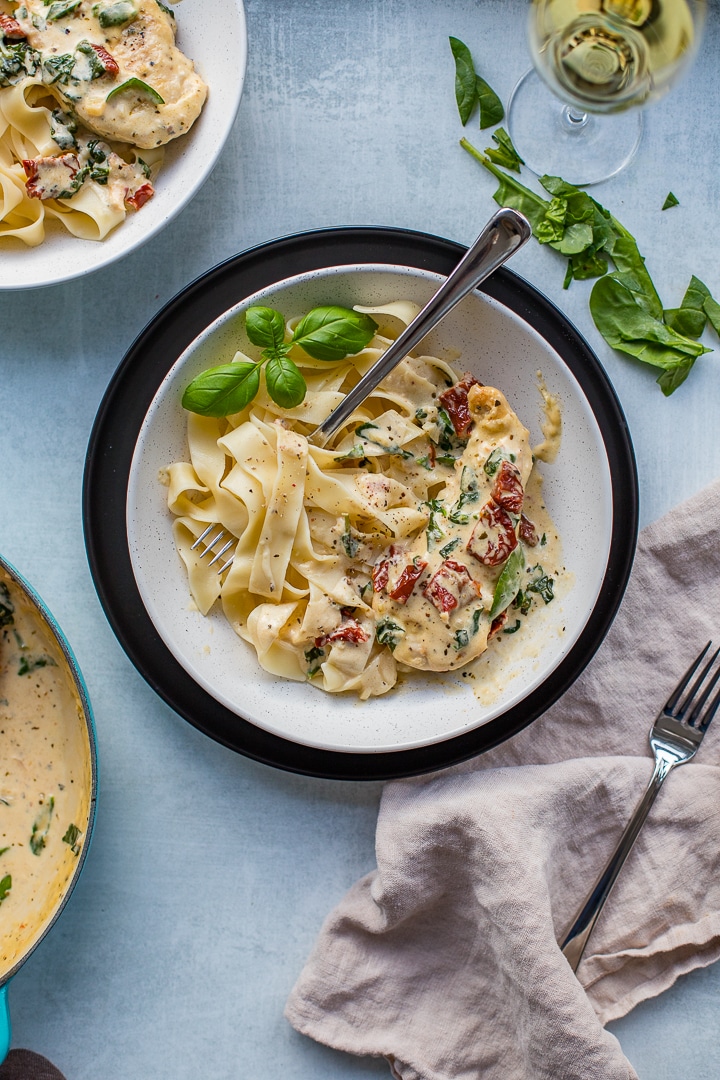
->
xmin=82 ymin=226 xmax=638 ymax=781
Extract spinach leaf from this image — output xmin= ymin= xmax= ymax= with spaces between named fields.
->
xmin=107 ymin=77 xmax=164 ymax=105
xmin=703 ymin=293 xmax=720 ymax=337
xmin=265 ymin=355 xmax=306 ymax=409
xmin=484 ymin=127 xmax=524 ymax=172
xmin=449 ymin=37 xmax=503 ymax=128
xmin=30 ymin=797 xmax=54 ymax=856
xmin=449 ymin=36 xmax=477 ymax=125
xmin=475 ymin=76 xmax=504 ymax=129
xmin=62 ymin=823 xmax=82 ymax=854
xmin=46 ymin=0 xmax=81 ymax=20
xmin=462 ymin=141 xmax=551 ymax=232
xmin=664 ymin=275 xmax=709 ymax=339
xmin=0 ymin=875 xmax=10 ymax=905
xmin=589 ymin=275 xmax=710 ymax=394
xmin=291 ymin=306 xmax=377 ymax=361
xmin=662 ymin=191 xmax=679 ymax=210
xmin=489 ymin=546 xmax=525 ymax=620
xmin=182 ymin=361 xmax=261 ymax=417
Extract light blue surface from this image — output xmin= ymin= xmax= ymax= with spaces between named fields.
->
xmin=1 ymin=1 xmax=720 ymax=1077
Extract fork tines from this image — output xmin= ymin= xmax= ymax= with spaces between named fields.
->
xmin=190 ymin=525 xmax=235 ymax=574
xmin=665 ymin=642 xmax=720 ymax=732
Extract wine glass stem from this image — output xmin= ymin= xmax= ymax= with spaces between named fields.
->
xmin=563 ymin=105 xmax=589 ymax=131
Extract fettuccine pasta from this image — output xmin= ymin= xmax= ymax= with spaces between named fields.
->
xmin=166 ymin=302 xmax=560 ymax=699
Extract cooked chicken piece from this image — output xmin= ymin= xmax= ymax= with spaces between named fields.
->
xmin=371 ymin=384 xmax=533 ymax=672
xmin=15 ymin=0 xmax=207 ymax=148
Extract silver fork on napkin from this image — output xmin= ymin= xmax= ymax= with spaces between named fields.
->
xmin=561 ymin=641 xmax=720 ymax=972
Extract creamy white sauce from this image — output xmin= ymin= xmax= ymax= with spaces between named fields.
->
xmin=0 ymin=571 xmax=92 ymax=980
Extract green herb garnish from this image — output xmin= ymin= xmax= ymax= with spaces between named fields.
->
xmin=107 ymin=76 xmax=164 ymax=105
xmin=376 ymin=619 xmax=404 ymax=651
xmin=526 ymin=564 xmax=555 ymax=605
xmin=92 ymin=0 xmax=138 ymax=27
xmin=30 ymin=796 xmax=54 ymax=855
xmin=62 ymin=823 xmax=82 ymax=855
xmin=182 ymin=305 xmax=377 ymax=416
xmin=449 ymin=36 xmax=503 ymax=129
xmin=484 ymin=127 xmax=524 ymax=172
xmin=489 ymin=546 xmax=525 ymax=620
xmin=662 ymin=191 xmax=679 ymax=210
xmin=0 ymin=875 xmax=11 ymax=905
xmin=459 ymin=137 xmax=720 ymax=395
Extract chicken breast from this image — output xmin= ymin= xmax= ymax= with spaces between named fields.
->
xmin=15 ymin=0 xmax=207 ymax=147
xmin=371 ymin=384 xmax=534 ymax=672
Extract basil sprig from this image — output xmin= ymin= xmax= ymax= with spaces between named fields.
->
xmin=182 ymin=305 xmax=377 ymax=416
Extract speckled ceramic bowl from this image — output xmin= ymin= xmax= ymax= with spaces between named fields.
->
xmin=0 ymin=555 xmax=97 ymax=1062
xmin=84 ymin=226 xmax=638 ymax=779
xmin=0 ymin=0 xmax=247 ymax=290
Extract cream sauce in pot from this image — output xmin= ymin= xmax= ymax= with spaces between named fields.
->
xmin=0 ymin=564 xmax=94 ymax=982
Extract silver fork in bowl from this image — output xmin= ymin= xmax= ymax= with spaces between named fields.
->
xmin=560 ymin=641 xmax=720 ymax=973
xmin=190 ymin=524 xmax=236 ymax=574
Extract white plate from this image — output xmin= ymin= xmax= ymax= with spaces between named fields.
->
xmin=0 ymin=0 xmax=247 ymax=290
xmin=126 ymin=263 xmax=617 ymax=755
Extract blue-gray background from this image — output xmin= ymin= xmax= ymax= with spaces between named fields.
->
xmin=1 ymin=1 xmax=719 ymax=1076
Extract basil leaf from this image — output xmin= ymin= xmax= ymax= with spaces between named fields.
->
xmin=449 ymin=36 xmax=477 ymax=126
xmin=245 ymin=306 xmax=286 ymax=351
xmin=484 ymin=127 xmax=524 ymax=172
xmin=475 ymin=75 xmax=503 ymax=129
xmin=0 ymin=875 xmax=10 ymax=905
xmin=490 ymin=546 xmax=525 ymax=620
xmin=182 ymin=362 xmax=261 ymax=416
xmin=265 ymin=354 xmax=306 ymax=408
xmin=291 ymin=306 xmax=377 ymax=361
xmin=662 ymin=191 xmax=679 ymax=210
xmin=107 ymin=77 xmax=164 ymax=105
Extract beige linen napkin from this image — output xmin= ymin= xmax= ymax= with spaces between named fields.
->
xmin=285 ymin=478 xmax=720 ymax=1080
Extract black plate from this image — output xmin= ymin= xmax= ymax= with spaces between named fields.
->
xmin=83 ymin=226 xmax=638 ymax=781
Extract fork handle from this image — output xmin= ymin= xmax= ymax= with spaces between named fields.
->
xmin=560 ymin=750 xmax=676 ymax=972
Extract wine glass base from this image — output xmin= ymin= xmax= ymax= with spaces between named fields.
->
xmin=507 ymin=69 xmax=643 ymax=187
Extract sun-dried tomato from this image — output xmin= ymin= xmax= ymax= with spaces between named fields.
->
xmin=424 ymin=559 xmax=481 ymax=614
xmin=125 ymin=182 xmax=154 ymax=210
xmin=519 ymin=513 xmax=539 ymax=547
xmin=89 ymin=43 xmax=120 ymax=75
xmin=389 ymin=561 xmax=427 ymax=604
xmin=491 ymin=458 xmax=524 ymax=514
xmin=0 ymin=14 xmax=25 ymax=39
xmin=315 ymin=621 xmax=369 ymax=647
xmin=488 ymin=611 xmax=508 ymax=639
xmin=438 ymin=374 xmax=480 ymax=437
xmin=467 ymin=502 xmax=518 ymax=567
xmin=22 ymin=154 xmax=81 ymax=200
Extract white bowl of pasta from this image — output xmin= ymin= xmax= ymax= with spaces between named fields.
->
xmin=0 ymin=0 xmax=247 ymax=289
xmin=109 ymin=229 xmax=637 ymax=769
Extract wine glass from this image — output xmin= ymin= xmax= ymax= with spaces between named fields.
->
xmin=507 ymin=0 xmax=706 ymax=187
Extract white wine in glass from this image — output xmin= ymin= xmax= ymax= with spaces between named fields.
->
xmin=508 ymin=0 xmax=706 ymax=185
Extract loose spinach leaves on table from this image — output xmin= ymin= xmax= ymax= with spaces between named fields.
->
xmin=182 ymin=306 xmax=378 ymax=416
xmin=459 ymin=134 xmax=719 ymax=395
xmin=449 ymin=37 xmax=503 ymax=129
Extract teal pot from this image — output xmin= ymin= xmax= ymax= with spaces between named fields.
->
xmin=0 ymin=555 xmax=98 ymax=1062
